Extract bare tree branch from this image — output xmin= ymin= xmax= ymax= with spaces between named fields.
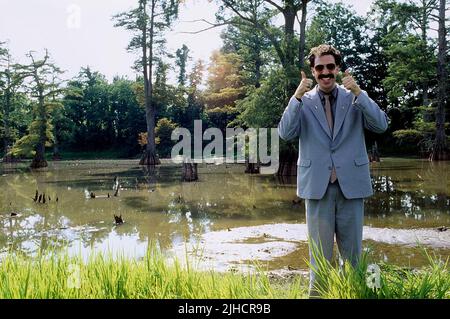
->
xmin=222 ymin=0 xmax=254 ymax=24
xmin=264 ymin=0 xmax=284 ymax=12
xmin=177 ymin=21 xmax=231 ymax=34
xmin=430 ymin=13 xmax=441 ymax=20
xmin=181 ymin=18 xmax=222 ymax=25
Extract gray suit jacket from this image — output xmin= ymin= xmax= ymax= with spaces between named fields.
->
xmin=278 ymin=85 xmax=388 ymax=200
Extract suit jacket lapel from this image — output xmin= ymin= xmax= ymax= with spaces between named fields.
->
xmin=307 ymin=87 xmax=332 ymax=140
xmin=333 ymin=86 xmax=352 ymax=140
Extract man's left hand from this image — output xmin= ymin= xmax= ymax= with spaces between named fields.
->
xmin=342 ymin=69 xmax=361 ymax=96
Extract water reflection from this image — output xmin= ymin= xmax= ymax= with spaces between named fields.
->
xmin=0 ymin=158 xmax=448 ymax=270
xmin=366 ymin=159 xmax=450 ymax=228
xmin=368 ymin=176 xmax=450 ymax=223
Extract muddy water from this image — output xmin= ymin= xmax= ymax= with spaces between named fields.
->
xmin=0 ymin=158 xmax=449 ymax=272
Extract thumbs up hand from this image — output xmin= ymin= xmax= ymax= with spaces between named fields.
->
xmin=342 ymin=69 xmax=361 ymax=96
xmin=294 ymin=71 xmax=313 ymax=99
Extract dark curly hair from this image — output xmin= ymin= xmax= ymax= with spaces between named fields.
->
xmin=308 ymin=44 xmax=342 ymax=67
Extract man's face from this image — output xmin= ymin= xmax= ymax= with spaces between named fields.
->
xmin=311 ymin=54 xmax=340 ymax=92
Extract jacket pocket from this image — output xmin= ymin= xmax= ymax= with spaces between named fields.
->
xmin=297 ymin=159 xmax=311 ymax=167
xmin=354 ymin=156 xmax=369 ymax=166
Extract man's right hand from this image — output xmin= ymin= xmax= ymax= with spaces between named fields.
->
xmin=294 ymin=71 xmax=313 ymax=99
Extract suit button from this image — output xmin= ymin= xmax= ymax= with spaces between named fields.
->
xmin=331 ymin=150 xmax=335 ymax=153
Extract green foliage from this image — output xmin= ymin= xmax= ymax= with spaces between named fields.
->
xmin=306 ymin=2 xmax=368 ymax=73
xmin=63 ymin=68 xmax=112 ymax=149
xmin=217 ymin=0 xmax=304 ymax=93
xmin=220 ymin=13 xmax=272 ymax=89
xmin=0 ymin=43 xmax=30 ymax=155
xmin=1 ymin=0 xmax=448 ymax=160
xmin=203 ymin=51 xmax=246 ymax=131
xmin=392 ymin=129 xmax=424 ymax=145
xmin=112 ymin=0 xmax=180 ymax=73
xmin=397 ymin=104 xmax=450 ymax=155
xmin=10 ymin=132 xmax=39 ymax=157
xmin=10 ymin=104 xmax=55 ymax=157
xmin=112 ymin=0 xmax=182 ymax=158
xmin=206 ymin=105 xmax=239 ymax=132
xmin=165 ymin=59 xmax=207 ymax=132
xmin=155 ymin=117 xmax=178 ymax=158
xmin=0 ymin=92 xmax=32 ymax=152
xmin=62 ymin=68 xmax=146 ymax=157
xmin=154 ymin=60 xmax=184 ymax=119
xmin=110 ymin=77 xmax=146 ymax=156
xmin=175 ymin=44 xmax=190 ymax=87
xmin=383 ymin=35 xmax=436 ymax=103
xmin=236 ymin=67 xmax=288 ymax=129
xmin=8 ymin=50 xmax=65 ymax=164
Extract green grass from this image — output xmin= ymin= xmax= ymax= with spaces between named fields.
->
xmin=309 ymin=242 xmax=450 ymax=299
xmin=0 ymin=245 xmax=307 ymax=299
xmin=0 ymin=243 xmax=448 ymax=299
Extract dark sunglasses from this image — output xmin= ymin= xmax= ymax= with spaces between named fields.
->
xmin=314 ymin=63 xmax=336 ymax=72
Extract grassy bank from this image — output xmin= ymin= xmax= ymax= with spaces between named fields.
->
xmin=0 ymin=247 xmax=307 ymax=299
xmin=310 ymin=245 xmax=450 ymax=299
xmin=0 ymin=245 xmax=448 ymax=299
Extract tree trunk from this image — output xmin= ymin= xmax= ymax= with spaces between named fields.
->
xmin=254 ymin=43 xmax=262 ymax=88
xmin=420 ymin=0 xmax=430 ymax=108
xmin=422 ymin=81 xmax=429 ymax=107
xmin=277 ymin=2 xmax=303 ymax=176
xmin=276 ymin=161 xmax=297 ymax=176
xmin=182 ymin=159 xmax=198 ymax=182
xmin=298 ymin=0 xmax=308 ymax=69
xmin=31 ymin=141 xmax=47 ymax=168
xmin=276 ymin=147 xmax=297 ymax=176
xmin=245 ymin=157 xmax=260 ymax=174
xmin=31 ymin=96 xmax=48 ymax=168
xmin=284 ymin=9 xmax=296 ymax=67
xmin=52 ymin=130 xmax=61 ymax=161
xmin=429 ymin=0 xmax=448 ymax=161
xmin=2 ymin=71 xmax=13 ymax=162
xmin=140 ymin=101 xmax=160 ymax=165
xmin=369 ymin=141 xmax=380 ymax=162
xmin=139 ymin=0 xmax=160 ymax=166
xmin=2 ymin=146 xmax=14 ymax=163
xmin=283 ymin=7 xmax=298 ymax=93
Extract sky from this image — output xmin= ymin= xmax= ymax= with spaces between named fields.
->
xmin=0 ymin=0 xmax=375 ymax=84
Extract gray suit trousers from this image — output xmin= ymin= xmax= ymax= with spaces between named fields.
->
xmin=305 ymin=181 xmax=364 ymax=296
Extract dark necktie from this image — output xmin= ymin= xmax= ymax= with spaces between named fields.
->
xmin=324 ymin=94 xmax=333 ymax=133
xmin=324 ymin=94 xmax=337 ymax=183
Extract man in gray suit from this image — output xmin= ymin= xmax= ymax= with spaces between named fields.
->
xmin=277 ymin=44 xmax=388 ymax=296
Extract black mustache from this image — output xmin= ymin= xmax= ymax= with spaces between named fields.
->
xmin=318 ymin=74 xmax=335 ymax=79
